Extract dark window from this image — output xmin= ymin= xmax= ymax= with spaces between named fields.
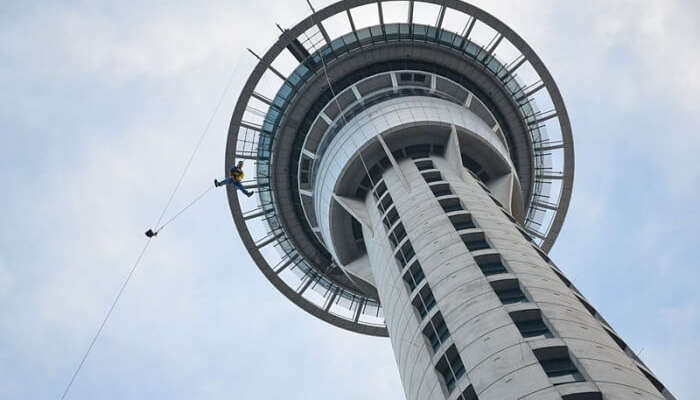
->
xmin=403 ymin=260 xmax=425 ymax=289
xmin=412 ymin=284 xmax=436 ymax=318
xmin=462 ymin=232 xmax=490 ymax=251
xmin=435 ymin=344 xmax=465 ymax=393
xmin=516 ymin=318 xmax=551 ymax=338
xmin=534 ymin=349 xmax=585 ymax=385
xmin=510 ymin=309 xmax=553 ymax=339
xmin=440 ymin=197 xmax=464 ymax=213
xmin=450 ymin=214 xmax=476 ymax=231
xmin=415 ymin=160 xmax=434 ymax=171
xmin=388 ymin=222 xmax=407 ymax=247
xmin=532 ymin=347 xmax=585 ymax=386
xmin=399 ymin=72 xmax=412 ymax=81
xmin=351 ymin=218 xmax=363 ymax=240
xmin=422 ymin=170 xmax=441 ymax=183
xmin=461 ymin=153 xmax=487 ymax=181
xmin=394 ymin=240 xmax=415 ymax=268
xmin=491 ymin=280 xmax=528 ymax=305
xmin=406 ymin=144 xmax=431 ymax=158
xmin=355 ymin=186 xmax=368 ymax=199
xmin=430 ymin=182 xmax=452 ymax=197
xmin=423 ymin=312 xmax=450 ymax=352
xmin=541 ymin=357 xmax=584 ymax=384
xmin=368 ymin=164 xmax=383 ymax=184
xmin=382 ymin=207 xmax=399 ymax=229
xmin=379 ymin=193 xmax=394 ymax=212
xmin=352 ymin=224 xmax=366 ymax=251
xmin=413 ymin=73 xmax=426 ymax=82
xmin=392 ymin=149 xmax=405 ymax=161
xmin=474 ymin=254 xmax=507 ymax=276
xmin=457 ymin=385 xmax=478 ymax=400
xmin=378 ymin=156 xmax=391 ymax=169
xmin=373 ymin=181 xmax=387 ymax=199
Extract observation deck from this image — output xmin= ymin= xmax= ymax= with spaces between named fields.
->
xmin=225 ymin=0 xmax=573 ymax=335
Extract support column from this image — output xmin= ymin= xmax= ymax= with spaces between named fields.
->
xmin=361 ymin=155 xmax=660 ymax=400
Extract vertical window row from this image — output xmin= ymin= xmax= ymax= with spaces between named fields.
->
xmin=413 ymin=159 xmax=475 ymax=396
xmin=374 ymin=180 xmax=418 ymax=274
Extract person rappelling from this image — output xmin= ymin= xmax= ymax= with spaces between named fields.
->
xmin=215 ymin=160 xmax=255 ymax=197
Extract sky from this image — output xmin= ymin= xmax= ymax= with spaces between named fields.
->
xmin=1 ymin=0 xmax=698 ymax=399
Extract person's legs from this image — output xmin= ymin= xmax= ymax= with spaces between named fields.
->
xmin=215 ymin=177 xmax=232 ymax=187
xmin=234 ymin=181 xmax=253 ymax=197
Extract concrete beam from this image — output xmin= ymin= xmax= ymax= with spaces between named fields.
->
xmin=333 ymin=194 xmax=373 ymax=235
xmin=444 ymin=125 xmax=467 ymax=182
xmin=378 ymin=134 xmax=410 ymax=190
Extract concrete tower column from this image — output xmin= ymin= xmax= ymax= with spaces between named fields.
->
xmin=360 ymin=154 xmax=665 ymax=400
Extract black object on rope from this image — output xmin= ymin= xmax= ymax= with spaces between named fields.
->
xmin=59 ymin=54 xmax=240 ymax=399
xmin=145 ymin=184 xmax=216 ymax=237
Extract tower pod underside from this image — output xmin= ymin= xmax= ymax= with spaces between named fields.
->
xmin=225 ymin=0 xmax=573 ymax=336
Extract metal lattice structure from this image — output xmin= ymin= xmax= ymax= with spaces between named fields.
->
xmin=226 ymin=0 xmax=572 ymax=335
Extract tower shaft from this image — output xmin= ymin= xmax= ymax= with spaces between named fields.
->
xmin=362 ymin=154 xmax=664 ymax=399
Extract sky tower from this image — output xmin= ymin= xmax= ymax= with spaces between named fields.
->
xmin=225 ymin=1 xmax=676 ymax=399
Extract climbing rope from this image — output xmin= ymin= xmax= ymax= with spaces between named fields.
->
xmin=59 ymin=240 xmax=152 ymax=400
xmin=155 ymin=184 xmax=216 ymax=234
xmin=59 ymin=54 xmax=244 ymax=399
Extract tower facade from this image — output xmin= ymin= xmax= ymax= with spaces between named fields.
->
xmin=225 ymin=1 xmax=675 ymax=399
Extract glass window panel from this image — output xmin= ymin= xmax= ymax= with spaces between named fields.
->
xmin=496 ymin=287 xmax=527 ymax=304
xmin=350 ymin=3 xmax=380 ymax=30
xmin=323 ymin=10 xmax=353 ymax=41
xmin=441 ymin=7 xmax=470 ymax=35
xmin=479 ymin=261 xmax=507 ymax=276
xmin=467 ymin=19 xmax=497 ymax=48
xmin=463 ymin=237 xmax=489 ymax=251
xmin=381 ymin=1 xmax=409 ymax=24
xmin=412 ymin=2 xmax=442 ymax=26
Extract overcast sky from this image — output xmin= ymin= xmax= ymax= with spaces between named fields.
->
xmin=1 ymin=1 xmax=698 ymax=399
